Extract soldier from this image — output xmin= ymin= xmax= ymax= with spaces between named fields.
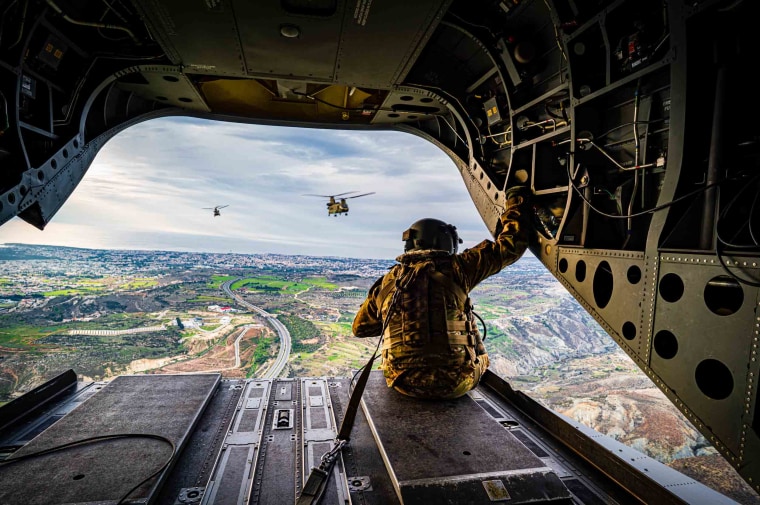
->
xmin=352 ymin=186 xmax=531 ymax=399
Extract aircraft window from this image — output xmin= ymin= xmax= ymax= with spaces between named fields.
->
xmin=622 ymin=321 xmax=636 ymax=340
xmin=575 ymin=260 xmax=586 ymax=282
xmin=37 ymin=171 xmax=44 ymax=182
xmin=704 ymin=276 xmax=743 ymax=316
xmin=51 ymin=159 xmax=57 ymax=169
xmin=388 ymin=113 xmax=400 ymax=118
xmin=7 ymin=193 xmax=15 ymax=204
xmin=155 ymin=96 xmax=168 ymax=101
xmin=163 ymin=75 xmax=180 ymax=82
xmin=653 ymin=330 xmax=678 ymax=359
xmin=558 ymin=258 xmax=568 ymax=273
xmin=62 ymin=149 xmax=68 ymax=158
xmin=178 ymin=97 xmax=193 ymax=103
xmin=626 ymin=265 xmax=641 ymax=284
xmin=593 ymin=260 xmax=613 ymax=309
xmin=658 ymin=273 xmax=683 ymax=303
xmin=420 ymin=97 xmax=433 ymax=103
xmin=695 ymin=359 xmax=734 ymax=400
xmin=73 ymin=139 xmax=79 ymax=149
xmin=400 ymin=95 xmax=414 ymax=101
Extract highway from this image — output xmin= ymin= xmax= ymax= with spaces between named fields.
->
xmin=222 ymin=279 xmax=291 ymax=378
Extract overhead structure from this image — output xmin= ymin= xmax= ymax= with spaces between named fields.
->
xmin=0 ymin=0 xmax=758 ymax=497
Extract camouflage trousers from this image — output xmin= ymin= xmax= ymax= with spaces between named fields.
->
xmin=384 ymin=353 xmax=490 ymax=399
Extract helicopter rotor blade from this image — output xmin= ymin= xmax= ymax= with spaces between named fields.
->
xmin=217 ymin=205 xmax=229 ymax=209
xmin=345 ymin=192 xmax=376 ymax=199
xmin=303 ymin=191 xmax=358 ymax=198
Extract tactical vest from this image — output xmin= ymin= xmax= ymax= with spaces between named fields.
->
xmin=375 ymin=257 xmax=482 ymax=365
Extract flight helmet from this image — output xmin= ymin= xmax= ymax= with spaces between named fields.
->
xmin=402 ymin=218 xmax=463 ymax=254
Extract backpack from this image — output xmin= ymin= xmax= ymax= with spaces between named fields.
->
xmin=375 ymin=258 xmax=482 ymax=356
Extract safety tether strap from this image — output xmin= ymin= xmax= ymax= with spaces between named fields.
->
xmin=296 ymin=289 xmax=401 ymax=505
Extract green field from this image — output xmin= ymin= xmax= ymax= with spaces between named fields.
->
xmin=483 ymin=323 xmax=518 ymax=358
xmin=207 ymin=275 xmax=238 ymax=289
xmin=317 ymin=322 xmax=353 ymax=337
xmin=231 ymin=276 xmax=310 ymax=293
xmin=302 ymin=277 xmax=338 ymax=290
xmin=39 ymin=276 xmax=113 ymax=296
xmin=190 ymin=295 xmax=230 ymax=303
xmin=119 ymin=278 xmax=158 ymax=290
xmin=43 ymin=287 xmax=103 ymax=296
xmin=0 ymin=323 xmax=52 ymax=347
xmin=0 ymin=312 xmax=173 ymax=349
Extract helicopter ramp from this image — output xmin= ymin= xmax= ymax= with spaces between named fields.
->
xmin=0 ymin=370 xmax=743 ymax=505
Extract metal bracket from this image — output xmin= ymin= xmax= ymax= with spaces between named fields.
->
xmin=175 ymin=486 xmax=205 ymax=504
xmin=347 ymin=476 xmax=372 ymax=492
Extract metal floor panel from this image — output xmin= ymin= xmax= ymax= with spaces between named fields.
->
xmin=0 ymin=373 xmax=220 ymax=505
xmin=360 ymin=370 xmax=572 ymax=504
xmin=250 ymin=379 xmax=299 ymax=505
xmin=155 ymin=379 xmax=244 ymax=505
xmin=202 ymin=380 xmax=271 ymax=505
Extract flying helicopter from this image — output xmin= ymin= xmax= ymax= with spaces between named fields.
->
xmin=303 ymin=191 xmax=375 ymax=216
xmin=202 ymin=205 xmax=228 ymax=217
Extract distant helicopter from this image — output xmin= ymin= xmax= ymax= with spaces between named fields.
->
xmin=303 ymin=191 xmax=375 ymax=216
xmin=203 ymin=205 xmax=228 ymax=217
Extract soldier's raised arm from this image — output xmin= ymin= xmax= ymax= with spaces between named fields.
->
xmin=455 ymin=186 xmax=532 ymax=290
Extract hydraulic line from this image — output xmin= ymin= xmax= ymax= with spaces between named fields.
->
xmin=45 ymin=0 xmax=139 ymax=43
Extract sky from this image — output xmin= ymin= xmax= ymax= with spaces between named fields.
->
xmin=0 ymin=116 xmax=494 ymax=259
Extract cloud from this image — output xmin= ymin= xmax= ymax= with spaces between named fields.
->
xmin=2 ymin=117 xmax=492 ymax=259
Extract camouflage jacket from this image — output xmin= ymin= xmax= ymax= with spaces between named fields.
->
xmin=352 ymin=200 xmax=529 ymax=372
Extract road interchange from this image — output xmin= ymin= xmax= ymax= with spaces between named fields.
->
xmin=222 ymin=279 xmax=291 ymax=378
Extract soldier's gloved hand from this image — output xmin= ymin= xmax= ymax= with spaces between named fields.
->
xmin=504 ymin=185 xmax=531 ymax=209
xmin=499 ymin=186 xmax=532 ymax=235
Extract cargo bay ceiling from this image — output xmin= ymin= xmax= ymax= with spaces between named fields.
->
xmin=1 ymin=0 xmax=759 ymax=493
